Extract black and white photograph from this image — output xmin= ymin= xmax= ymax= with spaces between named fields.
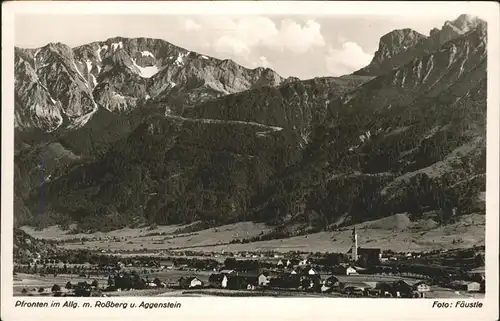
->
xmin=1 ymin=1 xmax=499 ymax=321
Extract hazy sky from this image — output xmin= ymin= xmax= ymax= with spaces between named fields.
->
xmin=15 ymin=14 xmax=463 ymax=79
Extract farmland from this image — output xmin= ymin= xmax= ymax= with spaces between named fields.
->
xmin=20 ymin=213 xmax=485 ymax=254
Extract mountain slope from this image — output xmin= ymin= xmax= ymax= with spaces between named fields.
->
xmin=13 ymin=39 xmax=372 ymax=229
xmin=184 ymin=75 xmax=372 ymax=140
xmin=14 ymin=37 xmax=287 ymax=133
xmin=252 ymin=25 xmax=487 ymax=231
xmin=13 ymin=37 xmax=294 ymax=226
xmin=15 ymin=44 xmax=97 ymax=132
xmin=14 ymin=16 xmax=487 ymax=235
xmin=355 ymin=14 xmax=487 ymax=76
xmin=27 ymin=113 xmax=299 ymax=231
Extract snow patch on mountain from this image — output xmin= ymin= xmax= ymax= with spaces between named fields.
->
xmin=85 ymin=60 xmax=93 ymax=74
xmin=448 ymin=45 xmax=458 ymax=67
xmin=131 ymin=58 xmax=160 ymax=78
xmin=141 ymin=51 xmax=154 ymax=58
xmin=72 ymin=61 xmax=87 ymax=83
xmin=422 ymin=56 xmax=434 ymax=82
xmin=97 ymin=45 xmax=108 ymax=61
xmin=111 ymin=42 xmax=123 ymax=52
xmin=174 ymin=53 xmax=186 ymax=66
xmin=90 ymin=74 xmax=97 ymax=87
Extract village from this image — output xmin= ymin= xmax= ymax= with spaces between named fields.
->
xmin=13 ymin=227 xmax=485 ymax=298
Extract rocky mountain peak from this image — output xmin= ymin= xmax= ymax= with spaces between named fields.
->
xmin=373 ymin=28 xmax=427 ymax=63
xmin=436 ymin=15 xmax=487 ymax=45
xmin=447 ymin=14 xmax=486 ymax=33
xmin=354 ymin=14 xmax=486 ymax=77
xmin=15 ymin=36 xmax=287 ymax=132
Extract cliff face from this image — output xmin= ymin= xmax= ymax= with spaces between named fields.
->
xmin=15 ymin=37 xmax=286 ymax=132
xmin=358 ymin=29 xmax=427 ymax=76
xmin=354 ymin=14 xmax=487 ymax=76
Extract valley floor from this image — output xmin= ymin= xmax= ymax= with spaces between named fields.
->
xmin=20 ymin=213 xmax=485 ymax=254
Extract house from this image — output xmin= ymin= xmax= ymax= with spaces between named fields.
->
xmin=208 ymin=274 xmax=227 ymax=288
xmin=413 ymin=281 xmax=431 ymax=293
xmin=342 ymin=286 xmax=365 ymax=297
xmin=237 ymin=272 xmax=260 ymax=287
xmin=469 ymin=266 xmax=485 ymax=280
xmin=340 ymin=281 xmax=371 ymax=291
xmin=375 ymin=282 xmax=394 ymax=297
xmin=320 ymin=284 xmax=331 ymax=293
xmin=455 ymin=281 xmax=481 ymax=292
xmin=258 ymin=273 xmax=270 ymax=286
xmin=226 ymin=275 xmax=249 ymax=290
xmin=345 ymin=266 xmax=358 ymax=276
xmin=179 ymin=277 xmax=204 ymax=289
xmin=366 ymin=288 xmax=383 ymax=297
xmin=303 ymin=267 xmax=318 ymax=275
xmin=324 ymin=276 xmax=340 ymax=287
xmin=300 ymin=275 xmax=321 ymax=292
xmin=393 ymin=280 xmax=413 ymax=298
xmin=277 ymin=260 xmax=284 ymax=267
xmin=352 ymin=265 xmax=368 ymax=274
xmin=219 ymin=269 xmax=235 ymax=275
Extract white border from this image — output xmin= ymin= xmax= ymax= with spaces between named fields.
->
xmin=2 ymin=2 xmax=499 ymax=321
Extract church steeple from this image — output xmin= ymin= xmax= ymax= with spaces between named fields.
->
xmin=351 ymin=226 xmax=358 ymax=262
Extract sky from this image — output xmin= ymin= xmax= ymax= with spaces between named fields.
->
xmin=15 ymin=14 xmax=464 ymax=79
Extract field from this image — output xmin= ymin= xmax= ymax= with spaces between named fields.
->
xmin=13 ymin=272 xmax=484 ymax=298
xmin=13 ymin=273 xmax=109 ymax=296
xmin=21 ymin=213 xmax=485 ymax=254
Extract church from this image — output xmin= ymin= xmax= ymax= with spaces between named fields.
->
xmin=346 ymin=227 xmax=383 ymax=266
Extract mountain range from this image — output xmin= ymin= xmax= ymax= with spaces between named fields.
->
xmin=14 ymin=14 xmax=487 ymax=236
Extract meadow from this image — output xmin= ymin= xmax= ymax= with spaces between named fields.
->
xmin=21 ymin=213 xmax=485 ymax=254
